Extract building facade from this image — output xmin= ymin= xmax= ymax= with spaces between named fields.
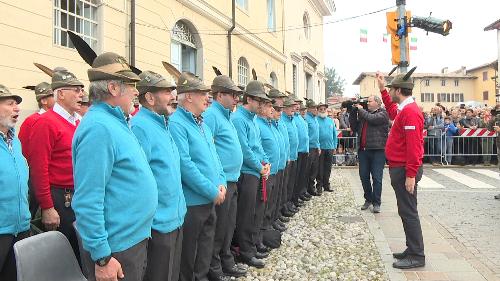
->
xmin=0 ymin=0 xmax=334 ymax=127
xmin=466 ymin=60 xmax=498 ymax=104
xmin=353 ymin=65 xmax=497 ymax=111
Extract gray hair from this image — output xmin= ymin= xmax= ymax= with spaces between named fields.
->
xmin=89 ymin=80 xmax=125 ymax=102
xmin=370 ymin=95 xmax=382 ymax=106
xmin=176 ymin=93 xmax=186 ymax=106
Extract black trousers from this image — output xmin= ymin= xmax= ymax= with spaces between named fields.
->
xmin=51 ymin=187 xmax=80 ymax=265
xmin=81 ymin=239 xmax=148 ymax=281
xmin=234 ymin=174 xmax=259 ymax=260
xmin=389 ymin=166 xmax=425 ymax=257
xmin=286 ymin=161 xmax=297 ymax=202
xmin=280 ymin=164 xmax=290 ymax=208
xmin=144 ymin=228 xmax=183 ymax=281
xmin=262 ymin=175 xmax=276 ymax=231
xmin=317 ymin=149 xmax=334 ymax=191
xmin=179 ymin=203 xmax=216 ymax=281
xmin=28 ymin=178 xmax=38 ymax=219
xmin=254 ymin=176 xmax=268 ymax=247
xmin=307 ymin=149 xmax=320 ymax=192
xmin=294 ymin=152 xmax=309 ymax=201
xmin=272 ymin=171 xmax=283 ymax=221
xmin=209 ymin=182 xmax=238 ymax=277
xmin=0 ymin=231 xmax=30 ymax=280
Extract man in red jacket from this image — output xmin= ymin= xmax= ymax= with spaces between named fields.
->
xmin=28 ymin=69 xmax=84 ymax=262
xmin=376 ymin=69 xmax=425 ymax=269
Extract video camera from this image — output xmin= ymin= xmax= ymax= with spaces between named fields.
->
xmin=341 ymin=97 xmax=369 ymax=112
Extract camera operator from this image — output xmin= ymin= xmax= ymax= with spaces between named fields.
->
xmin=487 ymin=104 xmax=500 ymax=200
xmin=349 ymin=96 xmax=389 ymax=213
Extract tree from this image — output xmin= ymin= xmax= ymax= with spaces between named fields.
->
xmin=325 ymin=67 xmax=346 ymax=97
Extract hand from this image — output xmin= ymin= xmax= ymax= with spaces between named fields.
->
xmin=345 ymin=128 xmax=351 ymax=132
xmin=405 ymin=177 xmax=416 ymax=194
xmin=318 ymin=149 xmax=322 ymax=156
xmin=95 ymin=257 xmax=124 ymax=281
xmin=376 ymin=71 xmax=385 ymax=91
xmin=471 ymin=126 xmax=477 ymax=130
xmin=215 ymin=185 xmax=226 ymax=205
xmin=428 ymin=126 xmax=434 ymax=130
xmin=42 ymin=207 xmax=60 ymax=231
xmin=493 ymin=125 xmax=500 ymax=132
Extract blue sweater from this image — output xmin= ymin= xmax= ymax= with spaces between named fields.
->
xmin=273 ymin=121 xmax=285 ymax=171
xmin=170 ymin=106 xmax=226 ymax=206
xmin=72 ymin=102 xmax=158 ymax=261
xmin=277 ymin=119 xmax=290 ymax=168
xmin=131 ymin=107 xmax=186 ymax=234
xmin=294 ymin=113 xmax=309 ymax=153
xmin=231 ymin=106 xmax=268 ymax=177
xmin=256 ymin=116 xmax=280 ymax=175
xmin=281 ymin=113 xmax=299 ymax=161
xmin=317 ymin=116 xmax=338 ymax=150
xmin=203 ymin=102 xmax=243 ymax=182
xmin=444 ymin=122 xmax=458 ymax=138
xmin=0 ymin=128 xmax=30 ymax=236
xmin=306 ymin=112 xmax=320 ymax=149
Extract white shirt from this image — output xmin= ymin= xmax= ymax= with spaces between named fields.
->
xmin=38 ymin=108 xmax=46 ymax=115
xmin=53 ymin=103 xmax=81 ymax=126
xmin=397 ymin=96 xmax=415 ymax=112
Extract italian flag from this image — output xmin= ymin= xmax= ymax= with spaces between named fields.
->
xmin=383 ymin=33 xmax=388 ymax=43
xmin=410 ymin=37 xmax=417 ymax=50
xmin=360 ymin=29 xmax=367 ymax=43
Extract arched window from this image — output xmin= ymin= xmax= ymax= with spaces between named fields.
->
xmin=238 ymin=57 xmax=249 ymax=87
xmin=303 ymin=12 xmax=310 ymax=39
xmin=171 ymin=20 xmax=202 ymax=76
xmin=270 ymin=72 xmax=278 ymax=88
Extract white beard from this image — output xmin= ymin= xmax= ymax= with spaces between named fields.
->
xmin=319 ymin=113 xmax=328 ymax=118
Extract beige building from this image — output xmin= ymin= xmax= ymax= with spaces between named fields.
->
xmin=0 ymin=0 xmax=334 ymax=127
xmin=353 ymin=65 xmax=497 ymax=111
xmin=466 ymin=60 xmax=498 ymax=104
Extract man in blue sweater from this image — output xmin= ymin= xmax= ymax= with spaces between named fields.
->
xmin=317 ymin=103 xmax=338 ymax=194
xmin=203 ymin=75 xmax=247 ymax=281
xmin=131 ymin=71 xmax=187 ymax=281
xmin=72 ymin=52 xmax=158 ymax=281
xmin=305 ymin=99 xmax=321 ymax=196
xmin=0 ymin=85 xmax=31 ymax=281
xmin=169 ymin=73 xmax=227 ymax=281
xmin=293 ymin=98 xmax=311 ymax=202
xmin=231 ymin=81 xmax=271 ymax=269
xmin=282 ymin=98 xmax=301 ymax=206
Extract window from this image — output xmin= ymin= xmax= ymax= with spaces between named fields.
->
xmin=305 ymin=73 xmax=313 ymax=99
xmin=441 ymin=79 xmax=446 ymax=86
xmin=237 ymin=57 xmax=249 ymax=87
xmin=425 ymin=79 xmax=430 ymax=86
xmin=303 ymin=12 xmax=310 ymax=39
xmin=270 ymin=72 xmax=278 ymax=88
xmin=171 ymin=21 xmax=199 ymax=75
xmin=452 ymin=93 xmax=460 ymax=102
xmin=482 ymin=71 xmax=488 ymax=81
xmin=483 ymin=91 xmax=489 ymax=100
xmin=437 ymin=93 xmax=448 ymax=102
xmin=54 ymin=0 xmax=98 ymax=48
xmin=446 ymin=93 xmax=450 ymax=102
xmin=292 ymin=64 xmax=298 ymax=95
xmin=236 ymin=0 xmax=248 ymax=10
xmin=454 ymin=79 xmax=459 ymax=87
xmin=267 ymin=0 xmax=275 ymax=32
xmin=421 ymin=93 xmax=434 ymax=102
xmin=460 ymin=93 xmax=464 ymax=102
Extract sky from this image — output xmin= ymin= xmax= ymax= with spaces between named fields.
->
xmin=323 ymin=0 xmax=500 ymax=97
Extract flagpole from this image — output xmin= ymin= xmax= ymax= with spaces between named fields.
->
xmin=397 ymin=0 xmax=408 ymax=73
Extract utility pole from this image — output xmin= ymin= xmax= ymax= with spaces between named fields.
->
xmin=396 ymin=0 xmax=408 ymax=73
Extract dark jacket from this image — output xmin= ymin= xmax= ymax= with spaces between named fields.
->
xmin=349 ymin=107 xmax=390 ymax=150
xmin=459 ymin=116 xmax=478 ymax=128
xmin=424 ymin=115 xmax=444 ymax=136
xmin=487 ymin=115 xmax=500 ymax=148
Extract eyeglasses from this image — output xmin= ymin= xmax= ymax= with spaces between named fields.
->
xmin=123 ymin=82 xmax=137 ymax=88
xmin=59 ymin=87 xmax=84 ymax=93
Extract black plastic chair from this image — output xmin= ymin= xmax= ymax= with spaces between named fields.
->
xmin=13 ymin=231 xmax=87 ymax=281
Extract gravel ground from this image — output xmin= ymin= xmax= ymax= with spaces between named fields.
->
xmin=238 ymin=169 xmax=389 ymax=281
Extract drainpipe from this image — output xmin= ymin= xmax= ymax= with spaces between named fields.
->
xmin=228 ymin=0 xmax=236 ymax=78
xmin=282 ymin=0 xmax=286 ymax=92
xmin=130 ymin=0 xmax=136 ymax=66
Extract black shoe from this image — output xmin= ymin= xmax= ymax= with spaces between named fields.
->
xmin=278 ymin=216 xmax=290 ymax=223
xmin=372 ymin=204 xmax=381 ymax=213
xmin=300 ymin=195 xmax=311 ymax=201
xmin=281 ymin=209 xmax=294 ymax=217
xmin=303 ymin=193 xmax=312 ymax=199
xmin=255 ymin=251 xmax=269 ymax=259
xmin=287 ymin=205 xmax=299 ymax=213
xmin=392 ymin=256 xmax=425 ymax=269
xmin=324 ymin=187 xmax=334 ymax=192
xmin=240 ymin=257 xmax=265 ymax=268
xmin=223 ymin=264 xmax=247 ymax=278
xmin=257 ymin=243 xmax=270 ymax=253
xmin=494 ymin=194 xmax=500 ymax=200
xmin=360 ymin=201 xmax=371 ymax=210
xmin=208 ymin=273 xmax=231 ymax=281
xmin=273 ymin=223 xmax=286 ymax=232
xmin=308 ymin=190 xmax=320 ymax=196
xmin=296 ymin=200 xmax=305 ymax=207
xmin=392 ymin=249 xmax=408 ymax=259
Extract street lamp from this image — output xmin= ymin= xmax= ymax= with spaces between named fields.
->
xmin=411 ymin=16 xmax=452 ymax=36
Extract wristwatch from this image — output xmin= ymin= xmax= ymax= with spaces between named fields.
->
xmin=95 ymin=255 xmax=112 ymax=267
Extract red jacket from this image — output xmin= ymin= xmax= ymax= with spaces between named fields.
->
xmin=28 ymin=110 xmax=78 ymax=209
xmin=381 ymin=89 xmax=423 ymax=177
xmin=18 ymin=112 xmax=43 ymax=160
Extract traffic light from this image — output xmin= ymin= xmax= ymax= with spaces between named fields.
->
xmin=411 ymin=16 xmax=452 ymax=36
xmin=386 ymin=11 xmax=410 ymax=66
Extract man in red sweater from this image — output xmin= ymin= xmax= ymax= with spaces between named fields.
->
xmin=28 ymin=69 xmax=84 ymax=261
xmin=376 ymin=69 xmax=425 ymax=269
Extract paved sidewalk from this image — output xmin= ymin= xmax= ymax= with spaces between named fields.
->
xmin=343 ymin=167 xmax=499 ymax=281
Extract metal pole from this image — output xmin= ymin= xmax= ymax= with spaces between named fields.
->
xmin=396 ymin=0 xmax=407 ymax=73
xmin=497 ymin=30 xmax=500 ymax=102
xmin=227 ymin=0 xmax=236 ymax=78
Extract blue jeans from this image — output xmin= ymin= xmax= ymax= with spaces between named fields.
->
xmin=358 ymin=149 xmax=385 ymax=206
xmin=444 ymin=137 xmax=453 ymax=164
